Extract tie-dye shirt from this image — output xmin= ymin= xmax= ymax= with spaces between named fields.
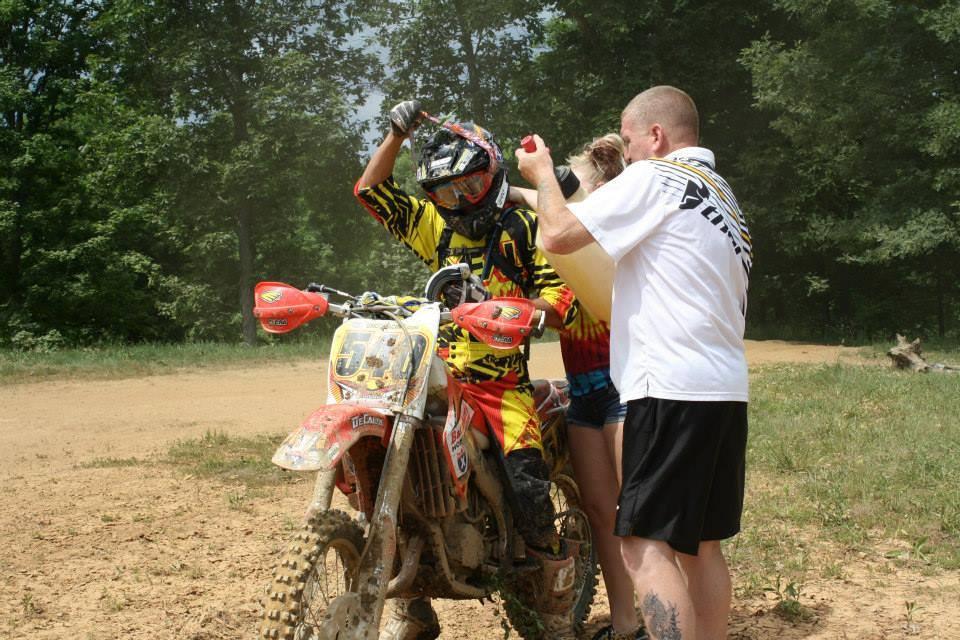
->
xmin=560 ymin=305 xmax=614 ymax=397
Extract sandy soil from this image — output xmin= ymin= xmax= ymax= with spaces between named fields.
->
xmin=1 ymin=340 xmax=956 ymax=639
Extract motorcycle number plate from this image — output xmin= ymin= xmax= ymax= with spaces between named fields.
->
xmin=329 ymin=324 xmax=430 ymax=405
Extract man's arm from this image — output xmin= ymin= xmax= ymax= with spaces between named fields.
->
xmin=516 ymin=134 xmax=596 ymax=255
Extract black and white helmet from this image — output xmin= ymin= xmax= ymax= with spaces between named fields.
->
xmin=416 ymin=122 xmax=509 ymax=240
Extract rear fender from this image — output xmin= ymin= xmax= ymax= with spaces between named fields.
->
xmin=272 ymin=405 xmax=390 ymax=471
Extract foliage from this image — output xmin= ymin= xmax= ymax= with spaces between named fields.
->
xmin=3 ymin=0 xmax=960 ymax=344
xmin=740 ymin=0 xmax=960 ymax=339
xmin=370 ymin=0 xmax=546 ymax=135
xmin=2 ymin=0 xmax=377 ymax=346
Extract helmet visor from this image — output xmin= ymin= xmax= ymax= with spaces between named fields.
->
xmin=426 ymin=171 xmax=493 ymax=210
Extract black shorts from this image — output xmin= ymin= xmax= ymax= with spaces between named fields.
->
xmin=614 ymin=397 xmax=747 ymax=555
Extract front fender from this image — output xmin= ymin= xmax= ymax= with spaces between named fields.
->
xmin=272 ymin=405 xmax=390 ymax=471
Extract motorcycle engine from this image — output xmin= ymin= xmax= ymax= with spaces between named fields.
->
xmin=445 ymin=522 xmax=486 ymax=570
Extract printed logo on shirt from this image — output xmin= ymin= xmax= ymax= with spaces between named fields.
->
xmin=653 ymin=159 xmax=753 ymax=276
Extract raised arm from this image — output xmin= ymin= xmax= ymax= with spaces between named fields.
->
xmin=516 ymin=134 xmax=595 ymax=255
xmin=357 ymin=99 xmax=424 ymax=190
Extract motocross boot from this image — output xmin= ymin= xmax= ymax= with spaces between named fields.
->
xmin=526 ymin=544 xmax=580 ymax=640
xmin=379 ymin=597 xmax=441 ymax=640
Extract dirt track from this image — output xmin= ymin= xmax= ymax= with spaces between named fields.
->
xmin=2 ymin=340 xmax=957 ymax=639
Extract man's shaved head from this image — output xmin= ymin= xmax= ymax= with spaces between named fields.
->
xmin=622 ymin=86 xmax=700 ymax=145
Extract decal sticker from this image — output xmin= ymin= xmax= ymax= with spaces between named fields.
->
xmin=446 ymin=423 xmax=468 ymax=478
xmin=291 ymin=430 xmax=321 ymax=452
xmin=495 ymin=176 xmax=508 ymax=208
xmin=444 ymin=402 xmax=471 ymax=478
xmin=326 ymin=442 xmax=341 ymax=463
xmin=267 ymin=318 xmax=288 ymax=327
xmin=459 ymin=400 xmax=475 ymax=429
xmin=553 ymin=563 xmax=576 ymax=591
xmin=453 ymin=149 xmax=475 ymax=174
xmin=498 ymin=305 xmax=522 ymax=320
xmin=493 ymin=334 xmax=514 ymax=345
xmin=260 ymin=289 xmax=283 ymax=303
xmin=430 ymin=157 xmax=453 ymax=170
xmin=350 ymin=413 xmax=385 ymax=430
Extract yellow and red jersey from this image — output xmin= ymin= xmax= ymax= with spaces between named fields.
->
xmin=355 ymin=176 xmax=577 ymax=383
xmin=355 ymin=176 xmax=578 ymax=453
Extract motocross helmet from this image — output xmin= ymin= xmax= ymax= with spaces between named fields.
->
xmin=416 ymin=122 xmax=509 ymax=240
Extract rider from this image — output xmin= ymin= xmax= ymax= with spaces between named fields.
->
xmin=354 ymin=99 xmax=580 ymax=640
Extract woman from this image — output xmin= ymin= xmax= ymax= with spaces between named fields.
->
xmin=512 ymin=134 xmax=643 ymax=640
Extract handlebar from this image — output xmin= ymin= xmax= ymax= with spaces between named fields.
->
xmin=254 ymin=280 xmax=537 ymax=347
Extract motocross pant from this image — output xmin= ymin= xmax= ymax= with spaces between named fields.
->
xmin=458 ymin=375 xmax=559 ymax=550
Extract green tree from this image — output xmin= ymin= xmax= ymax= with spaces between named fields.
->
xmin=370 ymin=0 xmax=545 ymax=134
xmin=508 ymin=1 xmax=790 ymax=170
xmin=97 ymin=0 xmax=376 ymax=344
xmin=741 ymin=0 xmax=960 ymax=338
xmin=0 ymin=0 xmax=109 ymax=346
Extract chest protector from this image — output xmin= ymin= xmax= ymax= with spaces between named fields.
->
xmin=435 ymin=206 xmax=535 ymax=294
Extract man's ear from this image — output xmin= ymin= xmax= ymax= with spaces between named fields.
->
xmin=651 ymin=123 xmax=667 ymax=154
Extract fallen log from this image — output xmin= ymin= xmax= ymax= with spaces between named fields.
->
xmin=886 ymin=334 xmax=959 ymax=373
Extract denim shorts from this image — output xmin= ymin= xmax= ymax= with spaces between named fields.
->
xmin=566 ymin=383 xmax=627 ymax=429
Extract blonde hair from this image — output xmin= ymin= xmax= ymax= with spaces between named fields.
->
xmin=622 ymin=85 xmax=699 ymax=144
xmin=567 ymin=133 xmax=626 ymax=190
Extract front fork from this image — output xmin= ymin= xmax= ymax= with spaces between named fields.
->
xmin=305 ymin=468 xmax=337 ymax=520
xmin=353 ymin=414 xmax=418 ymax=638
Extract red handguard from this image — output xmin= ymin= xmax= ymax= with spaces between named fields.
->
xmin=253 ymin=282 xmax=329 ymax=333
xmin=452 ymin=297 xmax=541 ymax=349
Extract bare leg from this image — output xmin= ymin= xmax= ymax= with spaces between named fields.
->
xmin=676 ymin=542 xmax=731 ymax=640
xmin=608 ymin=419 xmax=624 ymax=487
xmin=568 ymin=423 xmax=638 ymax=634
xmin=621 ymin=537 xmax=697 ymax=640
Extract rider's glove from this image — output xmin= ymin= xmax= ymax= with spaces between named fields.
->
xmin=358 ymin=291 xmax=382 ymax=306
xmin=442 ymin=276 xmax=489 ymax=310
xmin=389 ymin=99 xmax=424 ymax=137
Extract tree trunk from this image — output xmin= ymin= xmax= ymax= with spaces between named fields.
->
xmin=453 ymin=0 xmax=485 ymax=122
xmin=231 ymin=98 xmax=258 ymax=347
xmin=237 ymin=203 xmax=257 ymax=346
xmin=887 ymin=334 xmax=958 ymax=373
xmin=936 ymin=268 xmax=945 ymax=339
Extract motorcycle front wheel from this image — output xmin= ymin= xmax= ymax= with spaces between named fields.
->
xmin=259 ymin=509 xmax=365 ymax=640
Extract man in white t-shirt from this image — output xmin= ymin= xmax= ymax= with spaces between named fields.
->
xmin=516 ymin=86 xmax=752 ymax=640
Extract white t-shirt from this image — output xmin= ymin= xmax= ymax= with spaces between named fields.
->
xmin=569 ymin=147 xmax=752 ymax=403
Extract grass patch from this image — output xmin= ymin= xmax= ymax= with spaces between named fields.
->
xmin=732 ymin=362 xmax=960 ymax=596
xmin=165 ymin=430 xmax=298 ymax=489
xmin=78 ymin=456 xmax=145 ymax=469
xmin=0 ymin=338 xmax=332 ymax=386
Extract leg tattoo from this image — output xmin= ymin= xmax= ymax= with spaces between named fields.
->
xmin=641 ymin=592 xmax=682 ymax=640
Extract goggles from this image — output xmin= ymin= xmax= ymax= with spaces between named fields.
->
xmin=425 ymin=170 xmax=494 ymax=210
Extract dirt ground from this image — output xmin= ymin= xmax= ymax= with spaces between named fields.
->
xmin=1 ymin=340 xmax=956 ymax=639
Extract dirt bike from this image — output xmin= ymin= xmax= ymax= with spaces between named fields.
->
xmin=253 ymin=273 xmax=597 ymax=640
